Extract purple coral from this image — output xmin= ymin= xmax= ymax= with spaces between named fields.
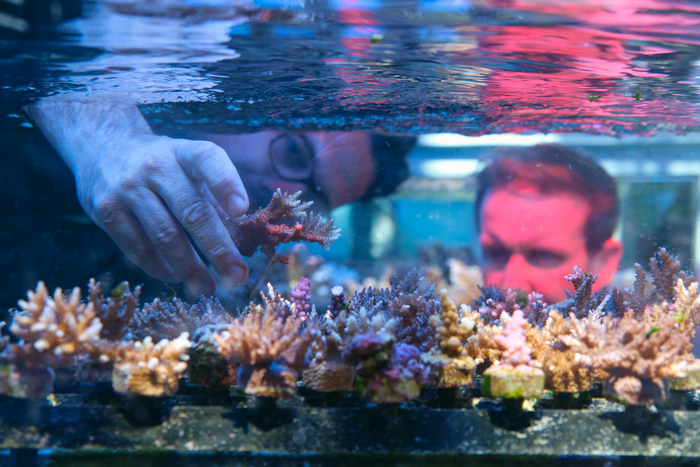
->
xmin=479 ymin=288 xmax=520 ymax=320
xmin=492 ymin=309 xmax=535 ymax=371
xmin=326 ymin=286 xmax=345 ymax=319
xmin=524 ymin=292 xmax=548 ymax=327
xmin=290 ymin=277 xmax=312 ymax=321
xmin=360 ymin=343 xmax=430 ymax=404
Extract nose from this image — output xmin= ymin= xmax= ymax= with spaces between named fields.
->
xmin=500 ymin=253 xmax=534 ymax=293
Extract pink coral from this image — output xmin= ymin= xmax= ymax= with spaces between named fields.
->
xmin=478 ymin=288 xmax=520 ymax=320
xmin=290 ymin=277 xmax=311 ymax=321
xmin=492 ymin=309 xmax=535 ymax=371
xmin=223 ymin=190 xmax=340 ymax=264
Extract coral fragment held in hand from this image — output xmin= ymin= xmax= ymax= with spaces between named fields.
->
xmin=224 ymin=189 xmax=340 ymax=264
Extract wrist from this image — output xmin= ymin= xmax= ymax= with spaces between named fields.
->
xmin=25 ymin=94 xmax=156 ymax=173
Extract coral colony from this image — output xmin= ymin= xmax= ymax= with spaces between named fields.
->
xmin=224 ymin=189 xmax=340 ymax=264
xmin=1 ymin=186 xmax=700 ymax=410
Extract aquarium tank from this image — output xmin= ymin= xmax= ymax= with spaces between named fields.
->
xmin=4 ymin=0 xmax=700 ymax=466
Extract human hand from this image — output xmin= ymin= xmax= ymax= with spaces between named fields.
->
xmin=26 ymin=96 xmax=249 ymax=296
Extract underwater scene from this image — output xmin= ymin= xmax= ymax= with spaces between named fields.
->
xmin=5 ymin=0 xmax=700 ymax=466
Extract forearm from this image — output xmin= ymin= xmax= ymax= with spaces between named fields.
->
xmin=24 ymin=95 xmax=154 ymax=173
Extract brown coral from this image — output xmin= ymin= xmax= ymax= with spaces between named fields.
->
xmin=529 ymin=312 xmax=595 ymax=393
xmin=8 ymin=282 xmax=103 ymax=368
xmin=224 ymin=189 xmax=340 ymax=264
xmin=105 ymin=333 xmax=191 ymax=397
xmin=422 ymin=291 xmax=477 ymax=387
xmin=559 ymin=314 xmax=687 ymax=404
xmin=88 ymin=279 xmax=140 ymax=341
xmin=214 ymin=285 xmax=316 ymax=398
xmin=303 ymin=310 xmax=357 ymax=392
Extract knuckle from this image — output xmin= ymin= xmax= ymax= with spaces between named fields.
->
xmin=188 ymin=141 xmax=222 ymax=165
xmin=92 ymin=196 xmax=120 ymax=224
xmin=178 ymin=262 xmax=204 ymax=283
xmin=207 ymin=240 xmax=236 ymax=265
xmin=140 ymin=156 xmax=167 ymax=177
xmin=124 ymin=241 xmax=148 ymax=259
xmin=179 ymin=200 xmax=213 ymax=230
xmin=151 ymin=224 xmax=185 ymax=250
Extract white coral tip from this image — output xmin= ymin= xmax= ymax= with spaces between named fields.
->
xmin=34 ymin=339 xmax=50 ymax=352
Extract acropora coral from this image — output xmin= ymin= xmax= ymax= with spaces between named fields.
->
xmin=341 ymin=308 xmax=429 ymax=403
xmin=214 ymin=284 xmax=316 ymax=398
xmin=3 ymin=247 xmax=700 ymax=407
xmin=559 ymin=314 xmax=687 ymax=404
xmin=0 ymin=281 xmax=210 ymax=398
xmin=224 ymin=189 xmax=340 ymax=264
xmin=482 ymin=309 xmax=545 ymax=399
xmin=527 ymin=312 xmax=595 ymax=393
xmin=421 ymin=291 xmax=477 ymax=387
xmin=290 ymin=277 xmax=312 ymax=321
xmin=108 ymin=333 xmax=191 ymax=397
xmin=303 ymin=308 xmax=356 ymax=392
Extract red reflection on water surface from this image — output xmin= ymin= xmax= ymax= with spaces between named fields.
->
xmin=473 ymin=0 xmax=700 ymax=134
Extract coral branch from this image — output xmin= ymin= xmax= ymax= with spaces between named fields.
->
xmin=214 ymin=285 xmax=316 ymax=397
xmin=224 ymin=189 xmax=340 ymax=264
xmin=108 ymin=333 xmax=192 ymax=397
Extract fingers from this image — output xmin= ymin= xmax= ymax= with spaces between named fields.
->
xmin=175 ymin=140 xmax=249 ymax=217
xmin=90 ymin=200 xmax=180 ymax=284
xmin=149 ymin=168 xmax=249 ymax=288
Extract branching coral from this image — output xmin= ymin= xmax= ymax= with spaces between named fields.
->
xmin=339 ymin=309 xmax=428 ymax=403
xmin=126 ymin=296 xmax=234 ymax=343
xmin=421 ymin=291 xmax=477 ymax=387
xmin=565 ymin=266 xmax=598 ymax=318
xmin=665 ymin=279 xmax=700 ymax=357
xmin=630 ymin=264 xmax=650 ymax=319
xmin=107 ymin=333 xmax=192 ymax=397
xmin=8 ymin=282 xmax=103 ymax=368
xmin=649 ymin=247 xmax=681 ymax=303
xmin=326 ymin=285 xmax=346 ymax=319
xmin=303 ymin=309 xmax=356 ymax=392
xmin=523 ymin=292 xmax=548 ymax=328
xmin=482 ymin=309 xmax=545 ymax=399
xmin=628 ymin=248 xmax=694 ymax=319
xmin=88 ymin=279 xmax=141 ymax=341
xmin=351 ymin=342 xmax=429 ymax=403
xmin=215 ymin=286 xmax=316 ymax=398
xmin=290 ymin=277 xmax=312 ymax=321
xmin=476 ymin=286 xmax=521 ymax=326
xmin=224 ymin=189 xmax=340 ymax=264
xmin=528 ymin=312 xmax=595 ymax=393
xmin=491 ymin=309 xmax=536 ymax=371
xmin=559 ymin=314 xmax=687 ymax=404
xmin=386 ymin=291 xmax=439 ymax=353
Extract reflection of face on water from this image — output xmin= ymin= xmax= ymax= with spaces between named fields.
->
xmin=200 ymin=131 xmax=375 ymax=214
xmin=479 ymin=186 xmax=622 ymax=304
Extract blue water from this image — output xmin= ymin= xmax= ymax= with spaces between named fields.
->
xmin=2 ymin=0 xmax=700 ymax=136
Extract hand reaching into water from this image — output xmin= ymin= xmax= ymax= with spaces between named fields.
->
xmin=25 ymin=95 xmax=250 ymax=296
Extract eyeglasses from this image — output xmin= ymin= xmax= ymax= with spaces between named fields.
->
xmin=268 ymin=133 xmax=330 ymax=210
xmin=268 ymin=133 xmax=315 ymax=182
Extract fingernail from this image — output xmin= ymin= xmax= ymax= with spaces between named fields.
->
xmin=232 ymin=263 xmax=249 ymax=284
xmin=227 ymin=195 xmax=247 ymax=216
xmin=189 ymin=279 xmax=216 ymax=298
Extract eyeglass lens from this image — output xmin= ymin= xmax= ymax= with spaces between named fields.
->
xmin=270 ymin=134 xmax=313 ymax=181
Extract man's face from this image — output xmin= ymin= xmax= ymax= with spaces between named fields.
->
xmin=479 ymin=187 xmax=594 ymax=304
xmin=201 ymin=131 xmax=375 ymax=212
